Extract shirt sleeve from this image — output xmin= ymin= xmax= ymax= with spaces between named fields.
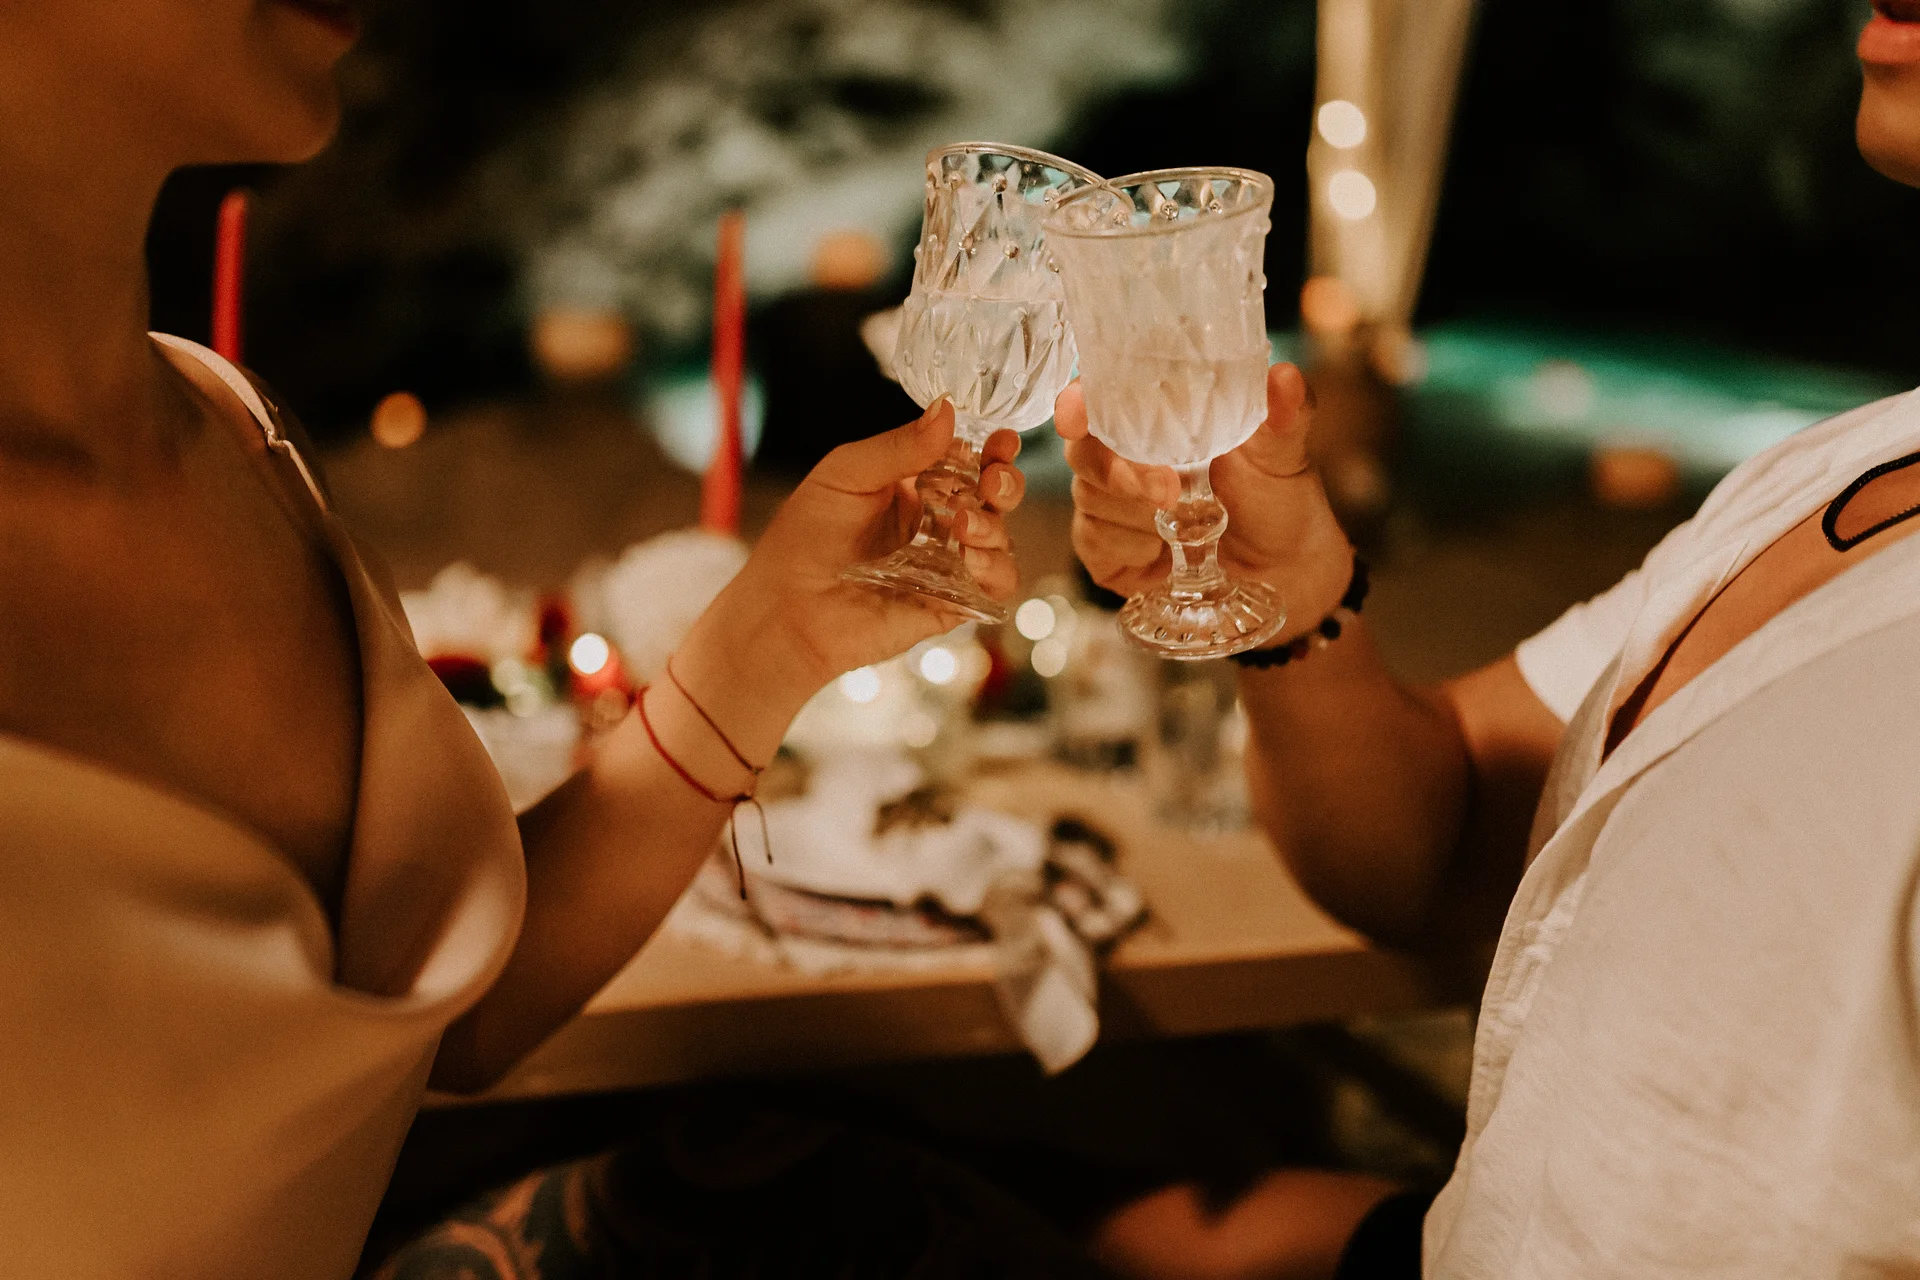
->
xmin=1514 ymin=392 xmax=1915 ymax=724
xmin=1513 ymin=519 xmax=1696 ymax=724
xmin=1513 ymin=582 xmax=1641 ymax=724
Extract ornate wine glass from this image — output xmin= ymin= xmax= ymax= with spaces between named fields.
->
xmin=842 ymin=142 xmax=1100 ymax=624
xmin=1046 ymin=167 xmax=1284 ymax=659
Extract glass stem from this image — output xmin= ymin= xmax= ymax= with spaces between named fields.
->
xmin=1155 ymin=464 xmax=1231 ymax=602
xmin=907 ymin=415 xmax=988 ymax=555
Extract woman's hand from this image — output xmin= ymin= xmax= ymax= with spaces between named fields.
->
xmin=745 ymin=396 xmax=1025 ymax=677
xmin=454 ymin=401 xmax=1022 ymax=1091
xmin=1058 ymin=362 xmax=1352 ymax=638
xmin=673 ymin=399 xmax=1025 ymax=758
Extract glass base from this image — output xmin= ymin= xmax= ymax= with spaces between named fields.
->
xmin=1118 ymin=579 xmax=1286 ymax=660
xmin=841 ymin=543 xmax=1009 ymax=625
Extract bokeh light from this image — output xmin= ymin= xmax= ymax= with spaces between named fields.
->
xmin=530 ymin=306 xmax=635 ymax=382
xmin=1328 ymin=170 xmax=1378 ymax=221
xmin=1317 ymin=100 xmax=1368 ymax=149
xmin=568 ymin=633 xmax=610 ymax=676
xmin=839 ymin=667 xmax=883 ymax=704
xmin=1300 ymin=275 xmax=1362 ymax=334
xmin=900 ymin=710 xmax=940 ymax=749
xmin=1014 ymin=598 xmax=1057 ymax=641
xmin=918 ymin=646 xmax=959 ymax=684
xmin=370 ymin=391 xmax=427 ymax=449
xmin=1031 ymin=638 xmax=1069 ymax=678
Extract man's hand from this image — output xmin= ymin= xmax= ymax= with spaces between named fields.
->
xmin=1057 ymin=362 xmax=1351 ymax=639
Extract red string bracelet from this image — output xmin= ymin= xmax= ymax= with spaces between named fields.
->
xmin=665 ymin=658 xmax=764 ymax=785
xmin=634 ymin=686 xmax=770 ymax=899
xmin=665 ymin=658 xmax=772 ymax=874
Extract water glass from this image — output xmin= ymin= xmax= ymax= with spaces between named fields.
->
xmin=842 ymin=142 xmax=1100 ymax=623
xmin=1046 ymin=168 xmax=1285 ymax=658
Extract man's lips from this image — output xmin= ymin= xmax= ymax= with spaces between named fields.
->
xmin=274 ymin=0 xmax=360 ymax=43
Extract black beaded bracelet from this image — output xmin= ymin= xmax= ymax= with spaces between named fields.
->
xmin=1229 ymin=554 xmax=1370 ymax=670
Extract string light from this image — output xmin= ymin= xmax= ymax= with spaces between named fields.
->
xmin=1317 ymin=100 xmax=1368 ymax=150
xmin=1328 ymin=170 xmax=1377 ymax=221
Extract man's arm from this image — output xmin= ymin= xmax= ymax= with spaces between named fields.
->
xmin=1242 ymin=643 xmax=1562 ymax=962
xmin=1060 ymin=366 xmax=1565 ymax=969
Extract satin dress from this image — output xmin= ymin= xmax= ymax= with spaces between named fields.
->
xmin=0 ymin=336 xmax=527 ymax=1280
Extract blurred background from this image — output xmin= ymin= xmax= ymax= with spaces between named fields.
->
xmin=145 ymin=0 xmax=1920 ymax=1250
xmin=147 ymin=0 xmax=1918 ymax=606
xmin=151 ymin=0 xmax=1914 ymax=433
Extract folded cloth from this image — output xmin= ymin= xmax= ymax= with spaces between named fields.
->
xmin=660 ymin=751 xmax=1146 ymax=1073
xmin=983 ymin=894 xmax=1101 ymax=1074
xmin=743 ymin=752 xmax=1044 ymax=916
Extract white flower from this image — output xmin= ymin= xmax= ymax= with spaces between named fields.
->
xmin=400 ymin=562 xmax=536 ymax=663
xmin=595 ymin=529 xmax=750 ymax=682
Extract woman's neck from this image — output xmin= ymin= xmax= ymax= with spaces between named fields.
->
xmin=0 ymin=143 xmax=177 ymax=461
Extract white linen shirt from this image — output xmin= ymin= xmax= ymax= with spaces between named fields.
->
xmin=1426 ymin=389 xmax=1920 ymax=1277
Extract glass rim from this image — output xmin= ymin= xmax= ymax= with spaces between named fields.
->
xmin=1044 ymin=166 xmax=1274 ymax=240
xmin=923 ymin=140 xmax=1103 ymax=188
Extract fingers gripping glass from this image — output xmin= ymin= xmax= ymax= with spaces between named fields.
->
xmin=841 ymin=143 xmax=1100 ymax=624
xmin=1046 ymin=168 xmax=1286 ymax=659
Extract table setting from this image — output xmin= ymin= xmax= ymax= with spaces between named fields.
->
xmin=405 ymin=140 xmax=1331 ymax=1077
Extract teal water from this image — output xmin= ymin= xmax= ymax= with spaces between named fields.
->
xmin=1409 ymin=320 xmax=1903 ymax=475
xmin=644 ymin=321 xmax=1909 ymax=507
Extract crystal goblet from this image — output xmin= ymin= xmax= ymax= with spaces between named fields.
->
xmin=842 ymin=142 xmax=1100 ymax=624
xmin=1046 ymin=167 xmax=1284 ymax=659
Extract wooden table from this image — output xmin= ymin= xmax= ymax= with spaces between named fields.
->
xmin=472 ymin=765 xmax=1436 ymax=1102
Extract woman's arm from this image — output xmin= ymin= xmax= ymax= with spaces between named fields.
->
xmin=1060 ymin=366 xmax=1563 ymax=964
xmin=434 ymin=400 xmax=1027 ymax=1091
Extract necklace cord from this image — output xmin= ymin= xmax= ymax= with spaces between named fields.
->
xmin=1823 ymin=450 xmax=1920 ymax=552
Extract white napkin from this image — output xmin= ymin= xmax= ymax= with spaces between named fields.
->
xmin=748 ymin=753 xmax=1044 ymax=915
xmin=665 ymin=749 xmax=1118 ymax=1073
xmin=983 ymin=893 xmax=1101 ymax=1074
xmin=400 ymin=562 xmax=536 ymax=663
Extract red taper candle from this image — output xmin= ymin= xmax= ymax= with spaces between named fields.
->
xmin=212 ymin=190 xmax=250 ymax=363
xmin=700 ymin=209 xmax=746 ymax=535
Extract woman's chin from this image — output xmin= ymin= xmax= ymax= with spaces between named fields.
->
xmin=279 ymin=94 xmax=342 ymax=163
xmin=1858 ymin=71 xmax=1920 ymax=187
xmin=196 ymin=77 xmax=341 ymax=166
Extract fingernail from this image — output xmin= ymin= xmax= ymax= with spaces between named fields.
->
xmin=964 ymin=547 xmax=991 ymax=576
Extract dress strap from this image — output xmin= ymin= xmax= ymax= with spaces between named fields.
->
xmin=149 ymin=333 xmax=330 ymax=514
